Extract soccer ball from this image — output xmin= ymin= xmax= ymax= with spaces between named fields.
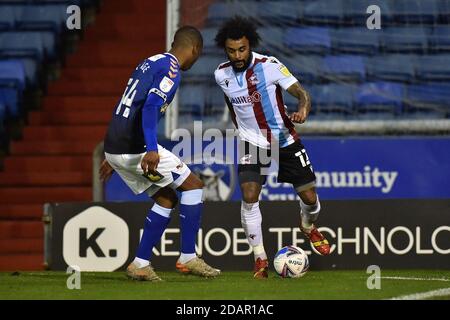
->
xmin=273 ymin=245 xmax=309 ymax=278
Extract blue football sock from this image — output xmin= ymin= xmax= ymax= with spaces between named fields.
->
xmin=136 ymin=204 xmax=172 ymax=261
xmin=179 ymin=189 xmax=203 ymax=254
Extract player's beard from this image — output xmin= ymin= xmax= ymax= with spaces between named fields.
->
xmin=232 ymin=53 xmax=252 ymax=72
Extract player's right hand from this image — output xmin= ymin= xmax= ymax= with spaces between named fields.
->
xmin=141 ymin=151 xmax=160 ymax=175
xmin=99 ymin=159 xmax=114 ymax=181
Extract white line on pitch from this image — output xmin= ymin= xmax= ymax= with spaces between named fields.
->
xmin=379 ymin=276 xmax=450 ymax=282
xmin=389 ymin=287 xmax=450 ymax=300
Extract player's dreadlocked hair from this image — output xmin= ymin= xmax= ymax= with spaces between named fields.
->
xmin=215 ymin=16 xmax=260 ymax=48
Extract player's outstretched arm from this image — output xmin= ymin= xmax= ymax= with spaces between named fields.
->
xmin=286 ymin=82 xmax=311 ymax=124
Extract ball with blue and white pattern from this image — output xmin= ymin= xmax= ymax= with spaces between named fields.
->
xmin=273 ymin=245 xmax=309 ymax=278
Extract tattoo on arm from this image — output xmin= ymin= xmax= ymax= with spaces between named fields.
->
xmin=286 ymin=82 xmax=311 ymax=112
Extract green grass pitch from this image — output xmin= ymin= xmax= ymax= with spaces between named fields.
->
xmin=0 ymin=270 xmax=449 ymax=300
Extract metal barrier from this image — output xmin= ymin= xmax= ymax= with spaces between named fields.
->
xmin=92 ymin=141 xmax=104 ymax=202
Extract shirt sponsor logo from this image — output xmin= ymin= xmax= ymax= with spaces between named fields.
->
xmin=230 ymin=91 xmax=261 ymax=105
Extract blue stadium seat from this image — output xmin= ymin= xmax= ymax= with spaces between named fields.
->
xmin=405 ymin=84 xmax=450 ymax=118
xmin=207 ymin=1 xmax=251 ymax=26
xmin=201 ymin=28 xmax=220 ymax=55
xmin=40 ymin=30 xmax=57 ymax=59
xmin=355 ymin=82 xmax=404 ymax=119
xmin=18 ymin=58 xmax=38 ymax=85
xmin=0 ymin=85 xmax=20 ymax=118
xmin=0 ymin=5 xmax=17 ymax=31
xmin=322 ymin=55 xmax=366 ymax=82
xmin=258 ymin=27 xmax=284 ymax=53
xmin=366 ymin=54 xmax=417 ymax=82
xmin=302 ymin=0 xmax=344 ymax=25
xmin=257 ymin=1 xmax=300 ymax=22
xmin=311 ymin=84 xmax=355 ymax=118
xmin=0 ymin=59 xmax=25 ymax=118
xmin=331 ymin=28 xmax=381 ymax=55
xmin=429 ymin=26 xmax=450 ymax=52
xmin=290 ymin=55 xmax=323 ymax=83
xmin=185 ymin=56 xmax=223 ymax=82
xmin=179 ymin=84 xmax=207 ymax=119
xmin=0 ymin=31 xmax=45 ymax=61
xmin=18 ymin=4 xmax=67 ymax=34
xmin=206 ymin=2 xmax=229 ymax=25
xmin=284 ymin=27 xmax=331 ymax=54
xmin=416 ymin=55 xmax=450 ymax=81
xmin=391 ymin=0 xmax=439 ymax=24
xmin=437 ymin=0 xmax=450 ymax=22
xmin=0 ymin=59 xmax=26 ymax=91
xmin=382 ymin=27 xmax=430 ymax=53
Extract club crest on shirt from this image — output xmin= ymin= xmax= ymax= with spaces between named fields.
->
xmin=248 ymin=74 xmax=259 ymax=85
xmin=160 ymin=76 xmax=174 ymax=93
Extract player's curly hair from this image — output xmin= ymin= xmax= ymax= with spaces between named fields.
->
xmin=215 ymin=16 xmax=260 ymax=48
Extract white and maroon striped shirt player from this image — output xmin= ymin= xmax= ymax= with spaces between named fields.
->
xmin=215 ymin=52 xmax=300 ymax=149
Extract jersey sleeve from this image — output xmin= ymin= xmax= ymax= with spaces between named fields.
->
xmin=142 ymin=58 xmax=180 ymax=152
xmin=148 ymin=58 xmax=179 ymax=102
xmin=266 ymin=57 xmax=298 ymax=91
xmin=214 ymin=68 xmax=222 ymax=87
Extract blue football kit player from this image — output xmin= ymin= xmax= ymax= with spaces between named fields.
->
xmin=101 ymin=26 xmax=220 ymax=281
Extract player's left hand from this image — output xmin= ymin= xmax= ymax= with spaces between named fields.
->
xmin=99 ymin=159 xmax=114 ymax=181
xmin=290 ymin=107 xmax=309 ymax=124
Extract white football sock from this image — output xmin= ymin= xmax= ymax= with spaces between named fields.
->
xmin=299 ymin=196 xmax=321 ymax=231
xmin=178 ymin=253 xmax=197 ymax=264
xmin=133 ymin=257 xmax=149 ymax=268
xmin=241 ymin=201 xmax=267 ymax=261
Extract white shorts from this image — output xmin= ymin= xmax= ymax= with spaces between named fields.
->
xmin=105 ymin=145 xmax=191 ymax=197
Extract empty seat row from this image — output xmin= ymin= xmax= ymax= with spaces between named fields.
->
xmin=0 ymin=31 xmax=54 ymax=85
xmin=180 ymin=82 xmax=450 ymax=120
xmin=201 ymin=26 xmax=450 ymax=56
xmin=283 ymin=26 xmax=449 ymax=54
xmin=182 ymin=53 xmax=450 ymax=84
xmin=207 ymin=0 xmax=450 ymax=26
xmin=0 ymin=4 xmax=73 ymax=33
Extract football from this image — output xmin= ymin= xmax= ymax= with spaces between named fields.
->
xmin=273 ymin=246 xmax=309 ymax=278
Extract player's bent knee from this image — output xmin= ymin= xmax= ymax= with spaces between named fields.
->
xmin=241 ymin=182 xmax=261 ymax=203
xmin=242 ymin=193 xmax=259 ymax=204
xmin=152 ymin=188 xmax=178 ymax=209
xmin=179 ymin=173 xmax=204 ymax=191
xmin=299 ymin=188 xmax=317 ymax=205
